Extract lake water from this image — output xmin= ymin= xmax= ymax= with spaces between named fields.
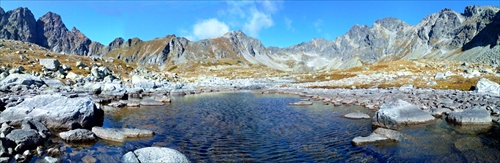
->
xmin=39 ymin=91 xmax=500 ymax=162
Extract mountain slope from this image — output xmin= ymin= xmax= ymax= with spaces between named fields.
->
xmin=0 ymin=5 xmax=499 ymax=71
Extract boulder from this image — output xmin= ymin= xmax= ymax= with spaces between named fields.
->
xmin=65 ymin=72 xmax=81 ymax=80
xmin=446 ymin=107 xmax=492 ymax=125
xmin=131 ymin=75 xmax=157 ymax=89
xmin=59 ymin=129 xmax=97 ymax=143
xmin=434 ymin=72 xmax=446 ymax=80
xmin=91 ymin=127 xmax=154 ymax=142
xmin=21 ymin=119 xmax=50 ymax=139
xmin=372 ymin=99 xmax=435 ymax=129
xmin=0 ymin=123 xmax=13 ymax=137
xmin=6 ymin=129 xmax=43 ymax=152
xmin=344 ymin=112 xmax=370 ymax=119
xmin=121 ymin=147 xmax=189 ymax=163
xmin=91 ymin=66 xmax=112 ymax=80
xmin=76 ymin=61 xmax=87 ymax=68
xmin=83 ymin=82 xmax=102 ymax=94
xmin=39 ymin=59 xmax=60 ymax=71
xmin=476 ymin=78 xmax=500 ymax=96
xmin=0 ymin=138 xmax=10 ymax=157
xmin=41 ymin=78 xmax=65 ymax=88
xmin=351 ymin=128 xmax=403 ymax=146
xmin=0 ymin=74 xmax=45 ymax=88
xmin=0 ymin=94 xmax=104 ymax=130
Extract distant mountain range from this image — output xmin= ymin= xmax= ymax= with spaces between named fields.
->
xmin=0 ymin=5 xmax=499 ymax=71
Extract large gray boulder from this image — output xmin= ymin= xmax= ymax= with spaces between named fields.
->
xmin=91 ymin=127 xmax=154 ymax=142
xmin=476 ymin=78 xmax=500 ymax=96
xmin=41 ymin=78 xmax=65 ymax=88
xmin=6 ymin=129 xmax=43 ymax=152
xmin=39 ymin=58 xmax=60 ymax=71
xmin=121 ymin=147 xmax=190 ymax=163
xmin=446 ymin=107 xmax=492 ymax=125
xmin=59 ymin=129 xmax=97 ymax=143
xmin=0 ymin=74 xmax=45 ymax=88
xmin=372 ymin=99 xmax=435 ymax=129
xmin=131 ymin=75 xmax=158 ymax=89
xmin=91 ymin=66 xmax=112 ymax=80
xmin=0 ymin=94 xmax=104 ymax=130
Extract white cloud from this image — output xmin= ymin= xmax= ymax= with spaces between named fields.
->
xmin=285 ymin=17 xmax=294 ymax=32
xmin=186 ymin=18 xmax=229 ymax=41
xmin=243 ymin=9 xmax=273 ymax=37
xmin=314 ymin=19 xmax=323 ymax=33
xmin=214 ymin=0 xmax=280 ymax=38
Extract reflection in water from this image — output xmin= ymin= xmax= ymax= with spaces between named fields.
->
xmin=51 ymin=92 xmax=500 ymax=162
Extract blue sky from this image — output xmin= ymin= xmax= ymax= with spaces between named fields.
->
xmin=1 ymin=1 xmax=498 ymax=48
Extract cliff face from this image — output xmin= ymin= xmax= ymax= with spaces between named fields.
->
xmin=0 ymin=5 xmax=499 ymax=71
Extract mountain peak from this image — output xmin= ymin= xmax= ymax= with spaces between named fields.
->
xmin=463 ymin=5 xmax=500 ymax=17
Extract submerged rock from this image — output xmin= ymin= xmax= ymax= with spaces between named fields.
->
xmin=121 ymin=147 xmax=190 ymax=163
xmin=91 ymin=127 xmax=154 ymax=142
xmin=372 ymin=99 xmax=435 ymax=129
xmin=344 ymin=112 xmax=370 ymax=119
xmin=351 ymin=128 xmax=403 ymax=146
xmin=288 ymin=101 xmax=313 ymax=106
xmin=446 ymin=107 xmax=492 ymax=125
xmin=59 ymin=129 xmax=97 ymax=143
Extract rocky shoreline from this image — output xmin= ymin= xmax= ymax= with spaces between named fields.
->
xmin=0 ymin=61 xmax=498 ymax=162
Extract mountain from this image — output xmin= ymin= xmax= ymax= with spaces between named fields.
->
xmin=0 ymin=5 xmax=499 ymax=71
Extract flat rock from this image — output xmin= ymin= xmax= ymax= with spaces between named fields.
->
xmin=92 ymin=127 xmax=154 ymax=142
xmin=108 ymin=101 xmax=126 ymax=107
xmin=154 ymin=96 xmax=171 ymax=103
xmin=351 ymin=128 xmax=402 ymax=146
xmin=372 ymin=99 xmax=435 ymax=129
xmin=59 ymin=129 xmax=97 ymax=143
xmin=344 ymin=112 xmax=370 ymax=119
xmin=121 ymin=147 xmax=190 ymax=163
xmin=446 ymin=107 xmax=492 ymax=125
xmin=0 ymin=94 xmax=104 ymax=130
xmin=288 ymin=101 xmax=313 ymax=106
xmin=140 ymin=99 xmax=164 ymax=106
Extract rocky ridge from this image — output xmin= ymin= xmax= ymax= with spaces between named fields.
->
xmin=1 ymin=6 xmax=499 ymax=71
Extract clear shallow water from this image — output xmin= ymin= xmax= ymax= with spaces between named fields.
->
xmin=41 ymin=92 xmax=500 ymax=162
